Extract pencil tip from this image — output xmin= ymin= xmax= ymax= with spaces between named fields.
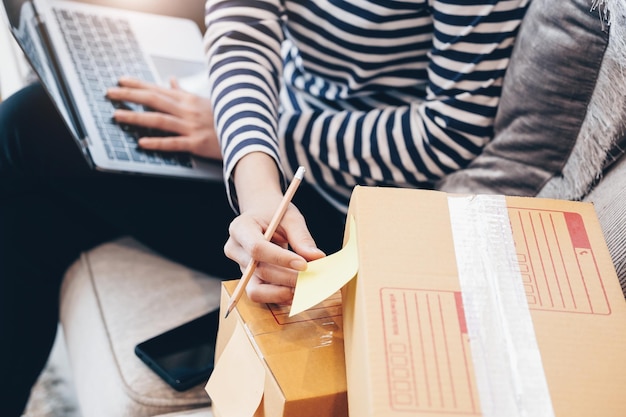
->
xmin=224 ymin=308 xmax=231 ymax=319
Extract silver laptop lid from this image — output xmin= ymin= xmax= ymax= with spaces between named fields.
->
xmin=3 ymin=0 xmax=81 ymax=139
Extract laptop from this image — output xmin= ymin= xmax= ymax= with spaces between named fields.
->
xmin=2 ymin=0 xmax=223 ymax=181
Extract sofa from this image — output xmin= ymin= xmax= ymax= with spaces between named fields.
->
xmin=58 ymin=0 xmax=626 ymax=416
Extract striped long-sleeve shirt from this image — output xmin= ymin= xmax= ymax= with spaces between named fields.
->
xmin=205 ymin=0 xmax=530 ymax=212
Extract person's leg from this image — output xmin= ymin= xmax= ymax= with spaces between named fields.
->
xmin=0 ymin=83 xmax=239 ymax=415
xmin=0 ymin=83 xmax=121 ymax=415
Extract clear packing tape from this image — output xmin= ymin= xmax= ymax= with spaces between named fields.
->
xmin=447 ymin=195 xmax=555 ymax=417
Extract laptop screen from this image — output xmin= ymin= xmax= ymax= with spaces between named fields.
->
xmin=4 ymin=0 xmax=46 ymax=77
xmin=2 ymin=0 xmax=80 ymax=137
xmin=3 ymin=0 xmax=23 ymax=28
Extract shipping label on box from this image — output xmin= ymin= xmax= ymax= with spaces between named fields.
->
xmin=206 ymin=280 xmax=347 ymax=417
xmin=292 ymin=186 xmax=626 ymax=417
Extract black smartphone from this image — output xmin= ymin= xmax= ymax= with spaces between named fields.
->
xmin=135 ymin=308 xmax=220 ymax=392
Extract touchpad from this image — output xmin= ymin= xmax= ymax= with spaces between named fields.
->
xmin=151 ymin=55 xmax=207 ymax=81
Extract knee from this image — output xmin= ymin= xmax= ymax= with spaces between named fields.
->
xmin=0 ymin=83 xmax=64 ymax=176
xmin=0 ymin=84 xmax=42 ymax=171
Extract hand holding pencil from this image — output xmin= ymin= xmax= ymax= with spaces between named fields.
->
xmin=224 ymin=166 xmax=307 ymax=318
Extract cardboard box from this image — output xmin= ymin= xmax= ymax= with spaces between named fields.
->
xmin=206 ymin=280 xmax=348 ymax=417
xmin=342 ymin=186 xmax=626 ymax=417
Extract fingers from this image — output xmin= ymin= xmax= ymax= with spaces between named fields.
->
xmin=117 ymin=76 xmax=186 ymax=102
xmin=107 ymin=76 xmax=192 ymax=117
xmin=224 ymin=224 xmax=299 ymax=304
xmin=117 ymin=76 xmax=180 ymax=98
xmin=226 ymin=211 xmax=309 ymax=274
xmin=106 ymin=86 xmax=181 ymax=117
xmin=113 ymin=108 xmax=198 ymax=153
xmin=113 ymin=108 xmax=189 ymax=134
xmin=113 ymin=106 xmax=219 ymax=159
xmin=138 ymin=136 xmax=200 ymax=154
xmin=246 ymin=275 xmax=296 ymax=305
xmin=169 ymin=76 xmax=181 ymax=90
xmin=224 ymin=204 xmax=324 ymax=305
xmin=224 ymin=232 xmax=307 ymax=281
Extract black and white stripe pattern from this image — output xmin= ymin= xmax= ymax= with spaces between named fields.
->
xmin=205 ymin=0 xmax=530 ymax=211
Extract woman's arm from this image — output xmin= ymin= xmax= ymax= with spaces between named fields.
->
xmin=205 ymin=0 xmax=287 ymax=210
xmin=206 ymin=0 xmax=529 ymax=202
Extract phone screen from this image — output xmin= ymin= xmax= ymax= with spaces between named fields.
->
xmin=135 ymin=308 xmax=220 ymax=391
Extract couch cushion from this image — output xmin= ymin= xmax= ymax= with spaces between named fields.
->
xmin=537 ymin=0 xmax=626 ymax=200
xmin=437 ymin=0 xmax=612 ymax=197
xmin=154 ymin=408 xmax=213 ymax=417
xmin=60 ymin=238 xmax=221 ymax=417
xmin=584 ymin=151 xmax=626 ymax=298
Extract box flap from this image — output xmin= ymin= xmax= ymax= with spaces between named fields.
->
xmin=209 ymin=280 xmax=347 ymax=417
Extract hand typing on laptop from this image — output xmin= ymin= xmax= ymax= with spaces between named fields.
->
xmin=106 ymin=76 xmax=222 ymax=161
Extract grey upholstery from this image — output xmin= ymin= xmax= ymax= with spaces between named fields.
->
xmin=436 ymin=0 xmax=626 ymax=292
xmin=437 ymin=0 xmax=612 ymax=196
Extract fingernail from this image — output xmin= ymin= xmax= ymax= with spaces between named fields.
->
xmin=290 ymin=259 xmax=307 ymax=271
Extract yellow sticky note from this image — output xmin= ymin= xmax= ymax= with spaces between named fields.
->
xmin=289 ymin=216 xmax=359 ymax=317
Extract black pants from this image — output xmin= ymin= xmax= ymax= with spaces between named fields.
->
xmin=0 ymin=83 xmax=345 ymax=415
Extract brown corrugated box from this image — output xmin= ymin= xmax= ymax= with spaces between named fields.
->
xmin=206 ymin=280 xmax=347 ymax=417
xmin=342 ymin=186 xmax=626 ymax=417
xmin=207 ymin=186 xmax=626 ymax=416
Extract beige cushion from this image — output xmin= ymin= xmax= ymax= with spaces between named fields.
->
xmin=60 ymin=237 xmax=222 ymax=417
xmin=154 ymin=408 xmax=213 ymax=417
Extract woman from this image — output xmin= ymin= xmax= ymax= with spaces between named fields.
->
xmin=205 ymin=0 xmax=530 ymax=303
xmin=0 ymin=0 xmax=529 ymax=413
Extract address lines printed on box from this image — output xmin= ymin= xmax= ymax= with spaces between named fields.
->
xmin=380 ymin=288 xmax=479 ymax=415
xmin=508 ymin=208 xmax=610 ymax=315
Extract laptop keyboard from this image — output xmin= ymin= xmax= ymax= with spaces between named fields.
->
xmin=53 ymin=8 xmax=192 ymax=168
